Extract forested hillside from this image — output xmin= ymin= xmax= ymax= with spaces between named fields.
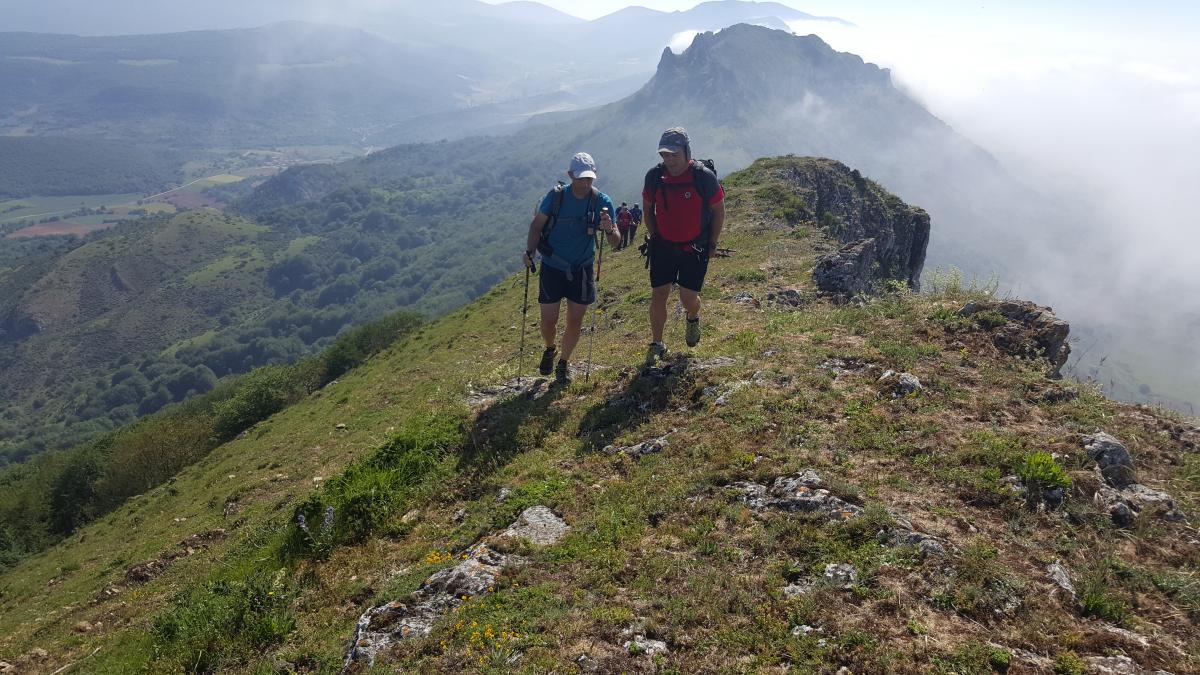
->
xmin=0 ymin=138 xmax=180 ymax=198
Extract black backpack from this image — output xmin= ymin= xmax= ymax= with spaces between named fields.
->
xmin=537 ymin=182 xmax=600 ymax=260
xmin=646 ymin=158 xmax=720 ymax=249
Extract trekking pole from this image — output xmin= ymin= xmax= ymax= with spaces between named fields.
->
xmin=585 ymin=210 xmax=608 ymax=382
xmin=517 ymin=258 xmax=534 ymax=386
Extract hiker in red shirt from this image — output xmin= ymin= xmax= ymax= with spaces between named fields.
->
xmin=640 ymin=127 xmax=725 ymax=360
xmin=616 ymin=202 xmax=633 ymax=249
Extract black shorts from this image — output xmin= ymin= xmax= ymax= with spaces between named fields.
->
xmin=649 ymin=239 xmax=709 ymax=291
xmin=539 ymin=263 xmax=595 ymax=305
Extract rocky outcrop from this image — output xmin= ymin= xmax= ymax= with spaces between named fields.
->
xmin=813 ymin=239 xmax=877 ymax=296
xmin=1084 ymin=432 xmax=1137 ymax=488
xmin=958 ymin=300 xmax=1071 ymax=377
xmin=769 ymin=158 xmax=928 ymax=294
xmin=344 ymin=506 xmax=569 ymax=670
xmin=1083 ymin=433 xmax=1186 ymax=526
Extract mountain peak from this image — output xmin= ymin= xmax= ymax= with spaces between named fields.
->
xmin=642 ymin=25 xmax=893 ymax=121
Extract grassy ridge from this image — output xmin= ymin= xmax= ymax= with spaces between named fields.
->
xmin=1 ymin=157 xmax=1196 ymax=673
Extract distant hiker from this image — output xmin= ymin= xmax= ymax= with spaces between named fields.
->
xmin=641 ymin=127 xmax=725 ymax=360
xmin=524 ymin=152 xmax=620 ymax=383
xmin=629 ymin=203 xmax=642 ymax=243
xmin=617 ymin=202 xmax=633 ymax=249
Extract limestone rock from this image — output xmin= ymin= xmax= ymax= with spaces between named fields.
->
xmin=823 ymin=563 xmax=858 ymax=587
xmin=767 ymin=288 xmax=808 ymax=308
xmin=886 ymin=529 xmax=947 ymax=558
xmin=814 ymin=238 xmax=878 ymax=296
xmin=604 ymin=433 xmax=671 ymax=458
xmin=344 ymin=544 xmax=508 ymax=668
xmin=501 ymin=506 xmax=570 ymax=546
xmin=624 ymin=636 xmax=669 ymax=656
xmin=879 ymin=370 xmax=922 ymax=397
xmin=1047 ymin=561 xmax=1076 ymax=599
xmin=1093 ymin=481 xmax=1184 ymax=528
xmin=466 ymin=376 xmax=548 ymax=408
xmin=733 ymin=471 xmax=864 ymax=522
xmin=1084 ymin=432 xmax=1137 ymax=488
xmin=780 ymin=159 xmax=928 ymax=293
xmin=782 ymin=581 xmax=815 ymax=598
xmin=727 ymin=291 xmax=760 ymax=307
xmin=1083 ymin=655 xmax=1141 ymax=674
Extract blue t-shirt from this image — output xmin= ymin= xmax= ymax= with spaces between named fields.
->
xmin=537 ymin=186 xmax=616 ymax=271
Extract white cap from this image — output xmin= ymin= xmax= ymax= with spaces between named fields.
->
xmin=569 ymin=152 xmax=597 ymax=179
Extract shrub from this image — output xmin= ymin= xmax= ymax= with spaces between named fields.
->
xmin=1078 ymin=574 xmax=1129 ymax=624
xmin=1053 ymin=651 xmax=1085 ymax=675
xmin=320 ymin=310 xmax=422 ymax=381
xmin=152 ymin=568 xmax=295 ymax=672
xmin=922 ymin=266 xmax=998 ymax=300
xmin=972 ymin=310 xmax=1008 ymax=330
xmin=1017 ymin=452 xmax=1071 ymax=505
xmin=936 ymin=642 xmax=1012 ymax=673
xmin=211 ymin=365 xmax=308 ymax=441
xmin=933 ymin=539 xmax=1023 ymax=619
xmin=283 ymin=410 xmax=463 ymax=560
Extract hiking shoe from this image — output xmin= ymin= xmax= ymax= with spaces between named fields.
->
xmin=555 ymin=359 xmax=570 ymax=383
xmin=538 ymin=347 xmax=556 ymax=376
xmin=646 ymin=341 xmax=668 ymax=364
xmin=685 ymin=317 xmax=701 ymax=347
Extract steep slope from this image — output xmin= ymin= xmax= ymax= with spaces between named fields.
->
xmin=1 ymin=157 xmax=1195 ymax=674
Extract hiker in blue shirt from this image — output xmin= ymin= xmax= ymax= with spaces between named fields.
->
xmin=523 ymin=152 xmax=619 ymax=383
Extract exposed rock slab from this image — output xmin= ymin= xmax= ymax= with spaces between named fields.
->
xmin=603 ymin=433 xmax=671 ymax=458
xmin=501 ymin=506 xmax=570 ymax=545
xmin=344 ymin=506 xmax=567 ymax=670
xmin=344 ymin=543 xmax=508 ymax=669
xmin=623 ymin=635 xmax=669 ymax=657
xmin=733 ymin=470 xmax=863 ymax=521
xmin=466 ymin=376 xmax=550 ymax=407
xmin=1083 ymin=432 xmax=1185 ymax=525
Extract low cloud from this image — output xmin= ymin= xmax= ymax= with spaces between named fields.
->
xmin=786 ymin=16 xmax=1200 ymax=405
xmin=668 ymin=29 xmax=707 ymax=54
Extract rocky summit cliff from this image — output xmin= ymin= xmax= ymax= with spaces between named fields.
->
xmin=1 ymin=157 xmax=1197 ymax=674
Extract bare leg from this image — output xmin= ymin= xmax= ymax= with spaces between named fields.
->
xmin=539 ymin=302 xmax=560 ymax=348
xmin=679 ymin=287 xmax=701 ymax=320
xmin=560 ymin=300 xmax=588 ymax=361
xmin=650 ymin=284 xmax=672 ymax=343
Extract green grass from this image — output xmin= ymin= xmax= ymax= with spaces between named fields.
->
xmin=185 ymin=244 xmax=267 ymax=284
xmin=2 ymin=156 xmax=1197 ymax=674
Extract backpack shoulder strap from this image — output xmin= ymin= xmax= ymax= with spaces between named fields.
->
xmin=691 ymin=162 xmax=717 ymax=202
xmin=539 ymin=185 xmax=567 ymax=251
